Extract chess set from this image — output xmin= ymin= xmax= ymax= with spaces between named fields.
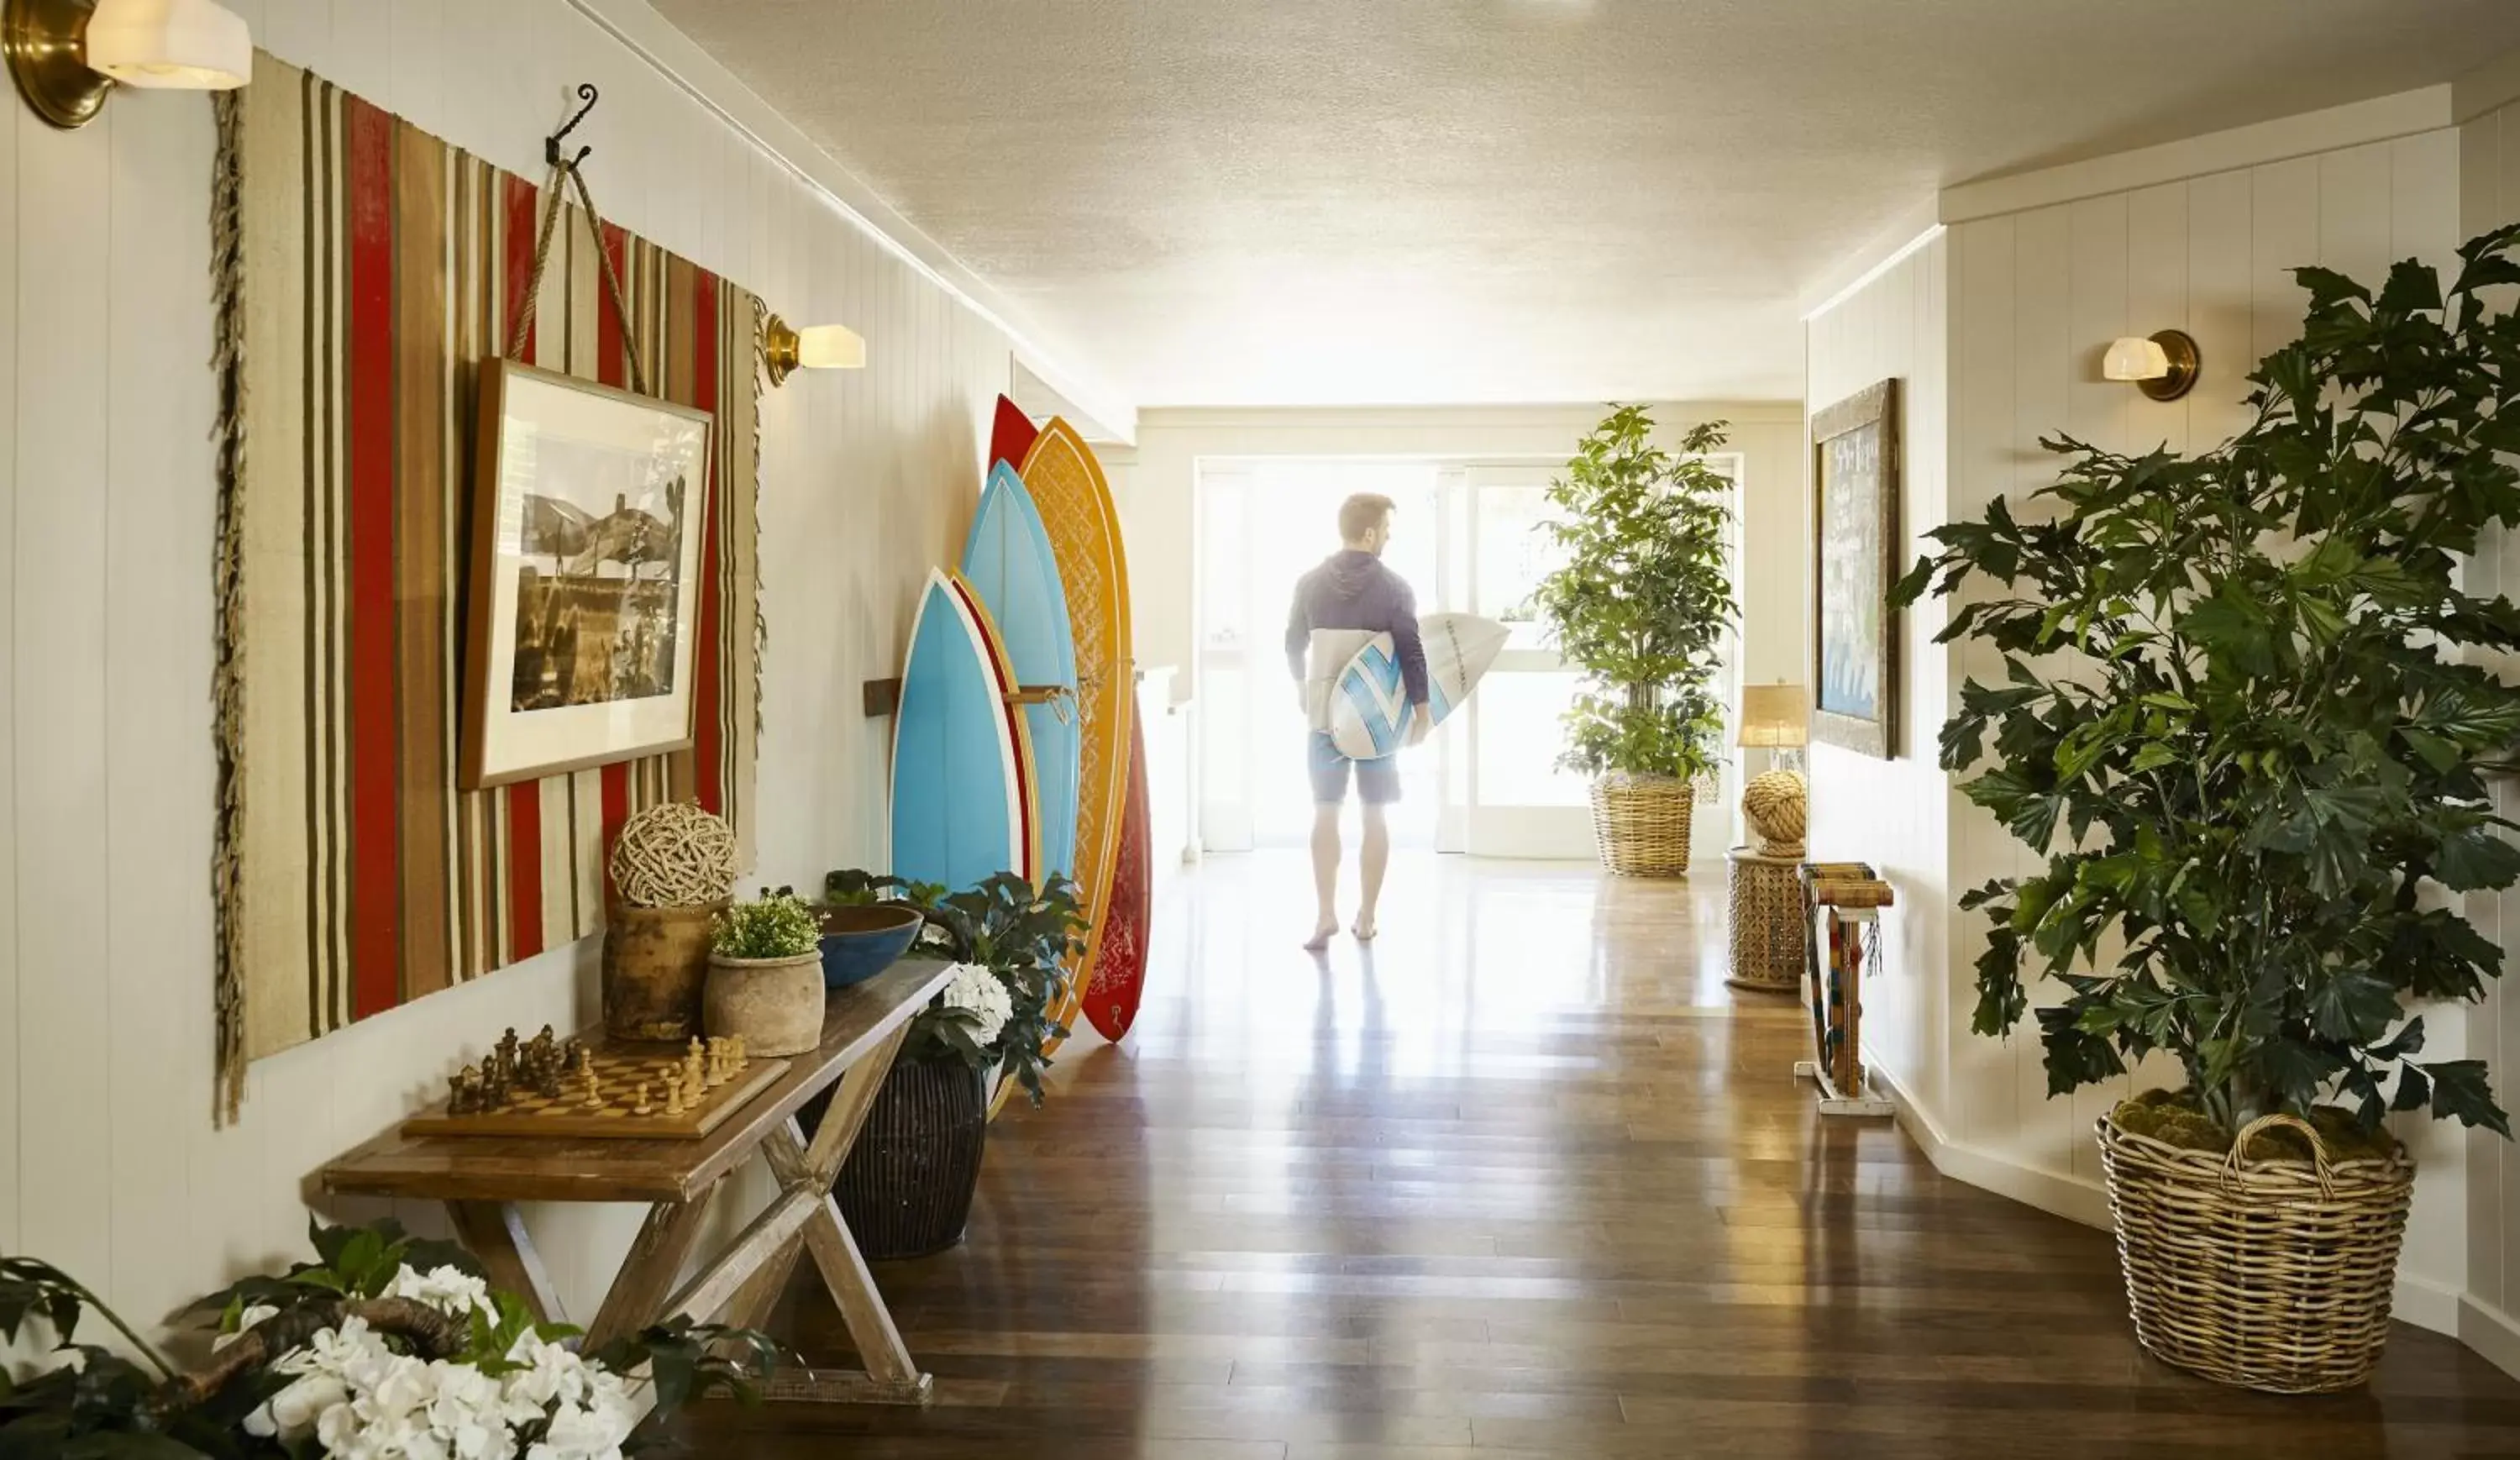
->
xmin=402 ymin=1026 xmax=790 ymax=1141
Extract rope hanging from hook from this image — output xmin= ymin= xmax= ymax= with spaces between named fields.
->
xmin=506 ymin=84 xmax=648 ymax=397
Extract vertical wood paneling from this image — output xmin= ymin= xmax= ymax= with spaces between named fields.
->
xmin=0 ymin=0 xmax=1025 ymax=1342
xmin=2124 ymin=184 xmax=2189 ymax=454
xmin=2249 ymin=158 xmax=2321 ymax=360
xmin=14 ymin=105 xmax=117 ymax=1297
xmin=0 ymin=44 xmax=16 ymax=1261
xmin=2390 ymin=130 xmax=2459 ymax=275
xmin=2318 ymin=142 xmax=2394 ymax=287
xmin=104 ymin=97 xmax=218 ymax=1330
xmin=2186 ymin=171 xmax=2255 ymax=449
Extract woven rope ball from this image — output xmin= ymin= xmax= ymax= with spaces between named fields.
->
xmin=1742 ymin=769 xmax=1809 ymax=858
xmin=608 ymin=801 xmax=738 ymax=909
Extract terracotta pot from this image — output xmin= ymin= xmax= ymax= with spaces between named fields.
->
xmin=702 ymin=952 xmax=826 ymax=1056
xmin=601 ymin=901 xmax=726 ymax=1043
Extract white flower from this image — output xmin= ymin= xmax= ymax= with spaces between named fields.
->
xmin=245 ymin=1370 xmax=347 ymax=1440
xmin=213 ymin=1302 xmax=281 ymax=1353
xmin=385 ymin=1263 xmax=499 ymax=1321
xmin=939 ymin=962 xmax=1012 ymax=1046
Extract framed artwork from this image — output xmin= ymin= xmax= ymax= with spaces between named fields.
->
xmin=464 ymin=359 xmax=715 ymax=788
xmin=1810 ymin=379 xmax=1899 ymax=759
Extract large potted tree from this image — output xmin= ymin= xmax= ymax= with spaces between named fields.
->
xmin=1530 ymin=406 xmax=1739 ymax=875
xmin=1892 ymin=227 xmax=2520 ymax=1394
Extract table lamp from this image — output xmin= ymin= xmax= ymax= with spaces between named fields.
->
xmin=1736 ymin=683 xmax=1809 ymax=859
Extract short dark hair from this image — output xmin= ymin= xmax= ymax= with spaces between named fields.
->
xmin=1338 ymin=492 xmax=1396 ymax=543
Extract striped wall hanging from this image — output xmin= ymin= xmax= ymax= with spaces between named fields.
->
xmin=212 ymin=56 xmax=764 ymax=1120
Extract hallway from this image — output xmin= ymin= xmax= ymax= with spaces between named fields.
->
xmin=693 ymin=853 xmax=2520 ymax=1457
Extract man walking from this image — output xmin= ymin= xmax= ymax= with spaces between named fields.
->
xmin=1286 ymin=492 xmax=1428 ymax=950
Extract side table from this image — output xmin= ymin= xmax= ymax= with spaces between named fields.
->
xmin=1726 ymin=847 xmax=1805 ymax=993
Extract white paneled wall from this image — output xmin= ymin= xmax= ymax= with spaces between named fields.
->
xmin=2 ymin=0 xmax=1031 ymax=1341
xmin=1811 ymin=125 xmax=2490 ymax=1338
xmin=2460 ymin=93 xmax=2520 ymax=1379
xmin=1803 ymin=237 xmax=1950 ymax=1142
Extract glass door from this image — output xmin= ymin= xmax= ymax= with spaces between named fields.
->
xmin=1450 ymin=465 xmax=1596 ymax=858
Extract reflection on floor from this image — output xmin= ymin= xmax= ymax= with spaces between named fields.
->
xmin=683 ymin=851 xmax=2520 ymax=1457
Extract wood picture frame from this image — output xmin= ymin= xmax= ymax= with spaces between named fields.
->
xmin=1809 ymin=379 xmax=1900 ymax=759
xmin=463 ymin=359 xmax=716 ymax=788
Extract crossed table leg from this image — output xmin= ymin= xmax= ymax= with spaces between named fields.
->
xmin=444 ymin=1025 xmax=931 ymax=1405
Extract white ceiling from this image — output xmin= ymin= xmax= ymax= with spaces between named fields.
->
xmin=653 ymin=0 xmax=2520 ymax=408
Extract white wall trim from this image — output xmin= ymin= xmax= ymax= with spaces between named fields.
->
xmin=1871 ymin=1059 xmax=2112 ymax=1230
xmin=1798 ymin=197 xmax=1943 ymax=319
xmin=1940 ymin=85 xmax=2455 ymax=223
xmin=2461 ymin=1294 xmax=2520 ymax=1380
xmin=564 ymin=0 xmax=1137 ymax=444
xmin=2454 ymin=47 xmax=2520 ymax=123
xmin=1138 ymin=401 xmax=1806 ymax=433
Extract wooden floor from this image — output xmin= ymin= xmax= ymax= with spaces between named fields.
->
xmin=679 ymin=852 xmax=2520 ymax=1458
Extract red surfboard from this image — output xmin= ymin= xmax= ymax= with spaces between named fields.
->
xmin=1084 ymin=712 xmax=1152 ymax=1042
xmin=990 ymin=395 xmax=1039 ymax=472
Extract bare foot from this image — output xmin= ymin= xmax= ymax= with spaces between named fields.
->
xmin=1303 ymin=920 xmax=1338 ymax=952
xmin=1352 ymin=916 xmax=1378 ymax=943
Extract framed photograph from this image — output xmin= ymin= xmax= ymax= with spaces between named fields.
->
xmin=463 ymin=360 xmax=714 ymax=788
xmin=1810 ymin=378 xmax=1899 ymax=759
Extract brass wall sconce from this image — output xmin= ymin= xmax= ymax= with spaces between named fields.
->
xmin=6 ymin=0 xmax=251 ymax=129
xmin=2103 ymin=328 xmax=2200 ymax=402
xmin=762 ymin=314 xmax=866 ymax=386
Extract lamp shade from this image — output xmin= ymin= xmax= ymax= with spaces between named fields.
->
xmin=2103 ymin=335 xmax=2171 ymax=382
xmin=1736 ymin=683 xmax=1810 ymax=748
xmin=84 ymin=0 xmax=251 ymax=89
xmin=795 ymin=323 xmax=866 ymax=371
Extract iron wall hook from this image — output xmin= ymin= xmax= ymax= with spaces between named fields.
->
xmin=547 ymin=82 xmax=598 ymax=169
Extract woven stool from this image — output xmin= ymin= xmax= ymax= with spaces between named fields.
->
xmin=1726 ymin=848 xmax=1804 ymax=993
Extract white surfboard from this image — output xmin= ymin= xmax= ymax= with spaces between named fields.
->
xmin=1325 ymin=612 xmax=1509 ymax=760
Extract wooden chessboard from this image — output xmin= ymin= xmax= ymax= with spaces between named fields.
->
xmin=402 ymin=1042 xmax=789 ymax=1141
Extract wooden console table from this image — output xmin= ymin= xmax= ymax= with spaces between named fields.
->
xmin=322 ymin=958 xmax=953 ymax=1405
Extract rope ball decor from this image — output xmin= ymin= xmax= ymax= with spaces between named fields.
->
xmin=608 ymin=802 xmax=738 ymax=909
xmin=1742 ymin=769 xmax=1809 ymax=859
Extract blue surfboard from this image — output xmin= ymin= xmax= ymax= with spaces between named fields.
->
xmin=891 ymin=569 xmax=1037 ymax=891
xmin=959 ymin=463 xmax=1081 ymax=881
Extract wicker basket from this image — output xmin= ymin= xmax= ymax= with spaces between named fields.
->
xmin=1588 ymin=774 xmax=1694 ymax=876
xmin=2097 ymin=1111 xmax=2414 ymax=1394
xmin=823 ymin=1058 xmax=990 ymax=1259
xmin=1724 ymin=849 xmax=1804 ymax=992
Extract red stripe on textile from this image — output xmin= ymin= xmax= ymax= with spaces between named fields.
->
xmin=507 ymin=783 xmax=543 ymax=961
xmin=501 ymin=171 xmax=546 ymax=957
xmin=501 ymin=174 xmax=538 ymax=362
xmin=344 ymin=95 xmax=402 ymax=1020
xmin=598 ymin=222 xmax=627 ymax=390
xmin=693 ymin=276 xmax=723 ymax=814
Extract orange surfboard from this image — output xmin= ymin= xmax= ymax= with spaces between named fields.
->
xmin=1007 ymin=418 xmax=1131 ymax=1098
xmin=1084 ymin=712 xmax=1152 ymax=1042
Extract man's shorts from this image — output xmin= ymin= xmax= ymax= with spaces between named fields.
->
xmin=1309 ymin=731 xmax=1400 ymax=806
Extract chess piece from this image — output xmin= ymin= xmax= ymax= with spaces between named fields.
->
xmin=633 ymin=1082 xmax=653 ymax=1116
xmin=731 ymin=1034 xmax=747 ymax=1069
xmin=664 ymin=1070 xmax=685 ymax=1116
xmin=448 ymin=1069 xmax=476 ymax=1116
xmin=705 ymin=1037 xmax=727 ymax=1088
xmin=684 ymin=1040 xmax=706 ymax=1096
xmin=581 ymin=1067 xmax=604 ymax=1109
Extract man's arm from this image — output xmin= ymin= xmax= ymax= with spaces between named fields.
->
xmin=1285 ymin=575 xmax=1310 ymax=683
xmin=1390 ymin=580 xmax=1431 ymax=706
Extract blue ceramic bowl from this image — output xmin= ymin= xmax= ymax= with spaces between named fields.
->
xmin=816 ymin=903 xmax=925 ymax=990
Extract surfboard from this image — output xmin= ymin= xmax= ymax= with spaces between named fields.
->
xmin=1012 ymin=418 xmax=1131 ymax=1077
xmin=990 ymin=395 xmax=1039 ymax=472
xmin=1326 ymin=612 xmax=1510 ymax=760
xmin=891 ymin=569 xmax=1040 ymax=893
xmin=1084 ymin=712 xmax=1152 ymax=1042
xmin=959 ymin=462 xmax=1080 ymax=881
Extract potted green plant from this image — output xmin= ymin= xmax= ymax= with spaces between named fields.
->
xmin=703 ymin=890 xmax=825 ymax=1057
xmin=1 ymin=1218 xmax=775 ymax=1457
xmin=1527 ymin=406 xmax=1739 ymax=875
xmin=815 ymin=869 xmax=1085 ymax=1257
xmin=1890 ymin=227 xmax=2520 ymax=1394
